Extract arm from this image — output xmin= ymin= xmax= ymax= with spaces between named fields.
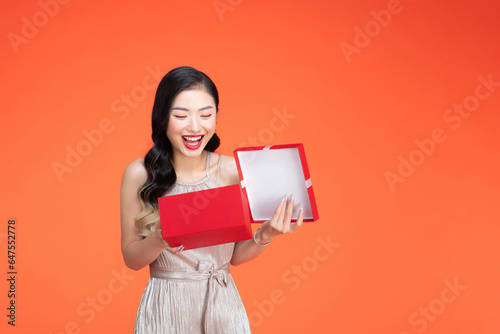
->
xmin=231 ymin=196 xmax=304 ymax=266
xmin=214 ymin=154 xmax=304 ymax=266
xmin=120 ymin=158 xmax=179 ymax=271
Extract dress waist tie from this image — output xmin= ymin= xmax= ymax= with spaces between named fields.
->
xmin=150 ymin=261 xmax=230 ymax=334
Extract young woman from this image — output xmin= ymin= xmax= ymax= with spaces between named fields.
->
xmin=120 ymin=66 xmax=303 ymax=333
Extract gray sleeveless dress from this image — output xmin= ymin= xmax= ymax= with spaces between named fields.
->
xmin=134 ymin=152 xmax=252 ymax=334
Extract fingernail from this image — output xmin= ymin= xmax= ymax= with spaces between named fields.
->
xmin=291 ymin=195 xmax=295 ymax=203
xmin=281 ymin=196 xmax=285 ymax=204
xmin=300 ymin=207 xmax=304 ymax=214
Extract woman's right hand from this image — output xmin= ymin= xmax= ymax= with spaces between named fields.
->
xmin=152 ymin=221 xmax=184 ymax=254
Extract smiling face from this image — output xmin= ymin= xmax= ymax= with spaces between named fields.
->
xmin=166 ymin=88 xmax=217 ymax=159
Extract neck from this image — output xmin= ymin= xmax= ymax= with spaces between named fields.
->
xmin=171 ymin=150 xmax=208 ymax=178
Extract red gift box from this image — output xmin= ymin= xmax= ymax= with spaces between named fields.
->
xmin=234 ymin=143 xmax=319 ymax=223
xmin=158 ymin=143 xmax=318 ymax=250
xmin=158 ymin=184 xmax=252 ymax=250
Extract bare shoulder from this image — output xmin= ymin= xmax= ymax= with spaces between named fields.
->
xmin=122 ymin=157 xmax=148 ymax=187
xmin=218 ymin=154 xmax=240 ymax=186
xmin=219 ymin=154 xmax=236 ymax=169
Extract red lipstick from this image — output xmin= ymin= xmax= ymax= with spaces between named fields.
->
xmin=182 ymin=135 xmax=204 ymax=150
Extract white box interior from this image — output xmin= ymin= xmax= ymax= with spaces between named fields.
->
xmin=236 ymin=147 xmax=314 ymax=221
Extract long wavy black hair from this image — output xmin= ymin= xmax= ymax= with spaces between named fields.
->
xmin=135 ymin=66 xmax=220 ymax=235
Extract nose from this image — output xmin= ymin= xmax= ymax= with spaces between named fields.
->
xmin=187 ymin=115 xmax=200 ymax=132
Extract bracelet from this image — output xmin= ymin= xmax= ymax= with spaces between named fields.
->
xmin=253 ymin=228 xmax=273 ymax=246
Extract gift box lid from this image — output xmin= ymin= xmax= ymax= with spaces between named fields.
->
xmin=233 ymin=143 xmax=319 ymax=223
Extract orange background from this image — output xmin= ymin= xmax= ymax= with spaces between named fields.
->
xmin=1 ymin=0 xmax=499 ymax=333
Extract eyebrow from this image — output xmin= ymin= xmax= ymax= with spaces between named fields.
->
xmin=171 ymin=106 xmax=214 ymax=111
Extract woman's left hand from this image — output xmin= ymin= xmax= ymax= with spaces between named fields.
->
xmin=256 ymin=196 xmax=304 ymax=244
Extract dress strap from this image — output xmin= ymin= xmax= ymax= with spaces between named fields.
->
xmin=216 ymin=153 xmax=221 ymax=185
xmin=206 ymin=152 xmax=221 ymax=185
xmin=205 ymin=151 xmax=211 ymax=177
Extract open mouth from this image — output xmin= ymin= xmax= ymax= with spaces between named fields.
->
xmin=182 ymin=135 xmax=204 ymax=150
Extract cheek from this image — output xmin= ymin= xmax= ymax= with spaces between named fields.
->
xmin=166 ymin=118 xmax=184 ymax=138
xmin=205 ymin=118 xmax=217 ymax=132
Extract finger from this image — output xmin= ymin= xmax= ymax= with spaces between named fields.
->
xmin=282 ymin=195 xmax=295 ymax=232
xmin=291 ymin=207 xmax=304 ymax=232
xmin=275 ymin=196 xmax=288 ymax=231
xmin=269 ymin=196 xmax=285 ymax=227
xmin=159 ymin=233 xmax=181 ymax=254
xmin=165 ymin=245 xmax=184 ymax=254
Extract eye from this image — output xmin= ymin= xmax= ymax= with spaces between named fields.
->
xmin=173 ymin=115 xmax=187 ymax=119
xmin=201 ymin=114 xmax=212 ymax=118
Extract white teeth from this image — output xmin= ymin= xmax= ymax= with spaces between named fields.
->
xmin=183 ymin=136 xmax=202 ymax=142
